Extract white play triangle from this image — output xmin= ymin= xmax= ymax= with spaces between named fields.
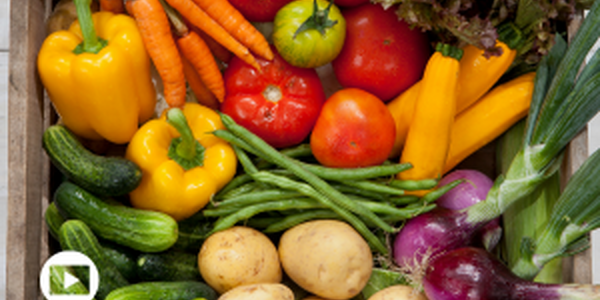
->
xmin=63 ymin=270 xmax=80 ymax=290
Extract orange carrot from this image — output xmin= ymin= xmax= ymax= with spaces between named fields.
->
xmin=164 ymin=0 xmax=261 ymax=70
xmin=127 ymin=0 xmax=186 ymax=108
xmin=182 ymin=56 xmax=220 ymax=110
xmin=190 ymin=0 xmax=273 ymax=61
xmin=177 ymin=30 xmax=226 ymax=103
xmin=100 ymin=0 xmax=125 ymax=13
xmin=194 ymin=26 xmax=233 ymax=63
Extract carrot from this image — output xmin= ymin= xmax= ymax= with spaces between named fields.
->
xmin=100 ymin=0 xmax=125 ymax=13
xmin=194 ymin=26 xmax=233 ymax=63
xmin=127 ymin=0 xmax=187 ymax=108
xmin=190 ymin=0 xmax=274 ymax=61
xmin=177 ymin=30 xmax=226 ymax=103
xmin=164 ymin=0 xmax=261 ymax=70
xmin=182 ymin=56 xmax=220 ymax=110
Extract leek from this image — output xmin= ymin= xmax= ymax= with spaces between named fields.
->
xmin=497 ymin=120 xmax=562 ymax=283
xmin=466 ymin=0 xmax=600 ymax=227
xmin=511 ymin=148 xmax=600 ymax=280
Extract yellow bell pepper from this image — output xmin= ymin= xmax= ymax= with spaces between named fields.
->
xmin=125 ymin=103 xmax=238 ymax=221
xmin=37 ymin=0 xmax=156 ymax=144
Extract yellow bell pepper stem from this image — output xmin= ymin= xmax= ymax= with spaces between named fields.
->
xmin=166 ymin=108 xmax=204 ymax=170
xmin=73 ymin=0 xmax=106 ymax=54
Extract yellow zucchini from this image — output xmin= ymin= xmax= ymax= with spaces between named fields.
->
xmin=387 ymin=23 xmax=523 ymax=157
xmin=398 ymin=44 xmax=462 ymax=182
xmin=443 ymin=72 xmax=535 ymax=173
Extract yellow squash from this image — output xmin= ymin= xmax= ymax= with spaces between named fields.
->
xmin=444 ymin=72 xmax=536 ymax=173
xmin=37 ymin=0 xmax=156 ymax=144
xmin=387 ymin=23 xmax=523 ymax=157
xmin=125 ymin=103 xmax=237 ymax=221
xmin=398 ymin=44 xmax=462 ymax=183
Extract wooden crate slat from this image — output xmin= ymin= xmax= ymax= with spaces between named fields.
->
xmin=6 ymin=0 xmax=52 ymax=299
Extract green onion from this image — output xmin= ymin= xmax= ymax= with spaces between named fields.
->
xmin=467 ymin=0 xmax=600 ymax=226
xmin=498 ymin=120 xmax=562 ymax=283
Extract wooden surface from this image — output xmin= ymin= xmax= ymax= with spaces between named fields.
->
xmin=1 ymin=0 xmax=11 ymax=298
xmin=6 ymin=0 xmax=52 ymax=299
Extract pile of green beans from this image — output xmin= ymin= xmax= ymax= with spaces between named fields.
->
xmin=203 ymin=113 xmax=463 ymax=254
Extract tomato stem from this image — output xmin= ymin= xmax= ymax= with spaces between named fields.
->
xmin=294 ymin=0 xmax=338 ymax=38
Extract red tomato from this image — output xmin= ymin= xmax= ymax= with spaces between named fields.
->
xmin=331 ymin=3 xmax=431 ymax=102
xmin=310 ymin=88 xmax=396 ymax=168
xmin=334 ymin=0 xmax=369 ymax=7
xmin=228 ymin=0 xmax=294 ymax=22
xmin=221 ymin=46 xmax=326 ymax=149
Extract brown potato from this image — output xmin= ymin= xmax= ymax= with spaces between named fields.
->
xmin=367 ymin=285 xmax=427 ymax=300
xmin=278 ymin=220 xmax=373 ymax=300
xmin=217 ymin=283 xmax=294 ymax=300
xmin=198 ymin=226 xmax=282 ymax=294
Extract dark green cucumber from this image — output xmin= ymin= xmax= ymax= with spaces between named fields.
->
xmin=102 ymin=242 xmax=138 ymax=282
xmin=42 ymin=124 xmax=142 ymax=197
xmin=105 ymin=281 xmax=217 ymax=300
xmin=45 ymin=202 xmax=65 ymax=241
xmin=54 ymin=181 xmax=178 ymax=252
xmin=136 ymin=251 xmax=202 ymax=282
xmin=49 ymin=264 xmax=95 ymax=298
xmin=173 ymin=211 xmax=213 ymax=252
xmin=59 ymin=220 xmax=129 ymax=300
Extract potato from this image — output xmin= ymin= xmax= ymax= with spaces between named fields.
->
xmin=367 ymin=285 xmax=427 ymax=300
xmin=199 ymin=226 xmax=282 ymax=294
xmin=302 ymin=296 xmax=342 ymax=300
xmin=218 ymin=283 xmax=294 ymax=300
xmin=278 ymin=220 xmax=373 ymax=300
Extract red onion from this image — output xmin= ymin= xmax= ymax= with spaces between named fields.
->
xmin=423 ymin=247 xmax=600 ymax=300
xmin=437 ymin=169 xmax=502 ymax=251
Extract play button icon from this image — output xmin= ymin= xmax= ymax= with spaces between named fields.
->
xmin=63 ymin=271 xmax=80 ymax=290
xmin=40 ymin=251 xmax=99 ymax=300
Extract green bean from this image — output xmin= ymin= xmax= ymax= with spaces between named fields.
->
xmin=329 ymin=184 xmax=389 ymax=201
xmin=388 ymin=178 xmax=439 ymax=191
xmin=209 ymin=198 xmax=326 ymax=233
xmin=203 ymin=197 xmax=312 ymax=217
xmin=341 ymin=180 xmax=405 ymax=196
xmin=387 ymin=195 xmax=421 ymax=206
xmin=263 ymin=210 xmax=341 ymax=233
xmin=381 ymin=204 xmax=437 ymax=223
xmin=213 ymin=173 xmax=254 ymax=200
xmin=232 ymin=144 xmax=260 ymax=175
xmin=255 ymin=143 xmax=314 ymax=169
xmin=216 ymin=190 xmax=303 ymax=208
xmin=245 ymin=217 xmax=286 ymax=229
xmin=355 ymin=200 xmax=433 ymax=219
xmin=421 ymin=179 xmax=464 ymax=204
xmin=213 ymin=129 xmax=411 ymax=181
xmin=250 ymin=171 xmax=389 ymax=253
xmin=216 ymin=181 xmax=263 ymax=200
xmin=218 ymin=114 xmax=396 ymax=235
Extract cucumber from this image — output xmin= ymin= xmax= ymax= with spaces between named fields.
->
xmin=45 ymin=202 xmax=139 ymax=281
xmin=102 ymin=242 xmax=138 ymax=282
xmin=173 ymin=211 xmax=213 ymax=252
xmin=105 ymin=281 xmax=217 ymax=300
xmin=54 ymin=181 xmax=178 ymax=252
xmin=136 ymin=251 xmax=202 ymax=282
xmin=45 ymin=202 xmax=65 ymax=241
xmin=58 ymin=220 xmax=129 ymax=300
xmin=49 ymin=264 xmax=94 ymax=298
xmin=42 ymin=124 xmax=142 ymax=197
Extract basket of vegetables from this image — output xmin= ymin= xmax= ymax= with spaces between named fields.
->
xmin=6 ymin=0 xmax=600 ymax=299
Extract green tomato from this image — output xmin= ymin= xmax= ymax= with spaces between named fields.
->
xmin=273 ymin=0 xmax=346 ymax=68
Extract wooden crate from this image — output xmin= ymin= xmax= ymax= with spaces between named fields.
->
xmin=4 ymin=0 xmax=594 ymax=299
